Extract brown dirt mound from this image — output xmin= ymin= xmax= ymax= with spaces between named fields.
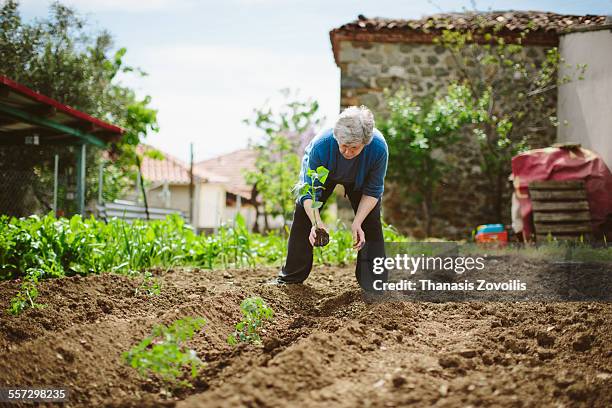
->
xmin=0 ymin=258 xmax=610 ymax=407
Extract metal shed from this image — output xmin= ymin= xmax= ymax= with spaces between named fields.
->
xmin=0 ymin=75 xmax=124 ymax=216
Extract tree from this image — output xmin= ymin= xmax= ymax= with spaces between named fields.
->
xmin=380 ymin=83 xmax=486 ymax=236
xmin=433 ymin=16 xmax=585 ymax=221
xmin=0 ymin=0 xmax=159 ymax=210
xmin=244 ymin=89 xmax=323 ymax=232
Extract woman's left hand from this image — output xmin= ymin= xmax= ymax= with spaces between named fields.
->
xmin=351 ymin=222 xmax=365 ymax=250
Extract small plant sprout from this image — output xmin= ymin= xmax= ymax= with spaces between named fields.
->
xmin=227 ymin=297 xmax=274 ymax=346
xmin=299 ymin=165 xmax=330 ymax=246
xmin=135 ymin=271 xmax=162 ymax=296
xmin=122 ymin=317 xmax=206 ymax=387
xmin=8 ymin=269 xmax=44 ymax=315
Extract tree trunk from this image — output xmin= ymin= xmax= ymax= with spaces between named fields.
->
xmin=136 ymin=157 xmax=150 ymax=221
xmin=251 ymin=185 xmax=260 ymax=233
xmin=422 ymin=195 xmax=432 ymax=238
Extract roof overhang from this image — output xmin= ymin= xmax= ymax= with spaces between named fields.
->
xmin=330 ymin=28 xmax=559 ymax=67
xmin=0 ymin=75 xmax=124 ymax=147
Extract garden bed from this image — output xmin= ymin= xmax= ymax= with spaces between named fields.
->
xmin=1 ymin=257 xmax=611 ymax=407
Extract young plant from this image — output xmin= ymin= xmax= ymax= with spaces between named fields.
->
xmin=134 ymin=271 xmax=162 ymax=296
xmin=227 ymin=297 xmax=274 ymax=346
xmin=299 ymin=165 xmax=330 ymax=246
xmin=8 ymin=269 xmax=44 ymax=315
xmin=122 ymin=317 xmax=206 ymax=387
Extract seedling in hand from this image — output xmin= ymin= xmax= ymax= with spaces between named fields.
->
xmin=300 ymin=166 xmax=330 ymax=247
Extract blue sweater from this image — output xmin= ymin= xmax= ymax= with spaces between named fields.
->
xmin=296 ymin=128 xmax=388 ymax=205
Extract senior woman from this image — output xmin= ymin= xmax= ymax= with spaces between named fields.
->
xmin=273 ymin=106 xmax=388 ymax=292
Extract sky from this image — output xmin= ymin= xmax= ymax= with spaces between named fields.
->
xmin=18 ymin=0 xmax=612 ymax=163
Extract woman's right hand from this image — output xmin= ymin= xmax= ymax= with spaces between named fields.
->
xmin=309 ymin=223 xmax=328 ymax=246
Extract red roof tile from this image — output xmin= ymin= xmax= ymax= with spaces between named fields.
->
xmin=334 ymin=11 xmax=607 ymax=35
xmin=330 ymin=11 xmax=608 ymax=66
xmin=137 ymin=145 xmax=226 ymax=185
xmin=195 ymin=149 xmax=257 ymax=200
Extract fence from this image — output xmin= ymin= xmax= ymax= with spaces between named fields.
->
xmin=0 ymin=145 xmax=186 ymax=222
xmin=0 ymin=145 xmax=81 ymax=217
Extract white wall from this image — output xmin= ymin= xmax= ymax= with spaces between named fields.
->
xmin=558 ymin=28 xmax=612 ymax=168
xmin=198 ymin=183 xmax=226 ymax=229
xmin=148 ymin=184 xmax=190 ymax=215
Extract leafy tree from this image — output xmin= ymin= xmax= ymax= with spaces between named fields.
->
xmin=433 ymin=16 xmax=585 ymax=221
xmin=244 ymin=89 xmax=323 ymax=232
xmin=0 ymin=0 xmax=158 ymax=211
xmin=380 ymin=84 xmax=486 ymax=236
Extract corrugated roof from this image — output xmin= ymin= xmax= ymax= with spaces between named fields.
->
xmin=195 ymin=148 xmax=257 ymax=200
xmin=0 ymin=75 xmax=123 ymax=145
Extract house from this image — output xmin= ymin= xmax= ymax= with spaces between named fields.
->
xmin=330 ymin=11 xmax=607 ymax=238
xmin=557 ymin=19 xmax=612 ymax=167
xmin=138 ymin=145 xmax=266 ymax=232
xmin=195 ymin=148 xmax=288 ymax=231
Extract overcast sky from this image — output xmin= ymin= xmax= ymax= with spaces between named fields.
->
xmin=19 ymin=0 xmax=612 ymax=162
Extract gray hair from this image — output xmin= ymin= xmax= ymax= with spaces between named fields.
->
xmin=333 ymin=105 xmax=375 ymax=145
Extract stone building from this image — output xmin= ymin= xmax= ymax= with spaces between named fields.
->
xmin=330 ymin=11 xmax=607 ymax=238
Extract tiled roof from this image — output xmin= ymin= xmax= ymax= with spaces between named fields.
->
xmin=330 ymin=11 xmax=608 ymax=65
xmin=195 ymin=148 xmax=257 ymax=200
xmin=335 ymin=11 xmax=607 ymax=35
xmin=137 ymin=145 xmax=226 ymax=185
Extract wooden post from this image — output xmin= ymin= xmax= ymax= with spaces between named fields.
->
xmin=75 ymin=143 xmax=86 ymax=216
xmin=53 ymin=154 xmax=59 ymax=215
xmin=98 ymin=161 xmax=104 ymax=204
xmin=189 ymin=143 xmax=194 ymax=224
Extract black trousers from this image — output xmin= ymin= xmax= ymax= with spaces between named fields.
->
xmin=279 ymin=178 xmax=387 ymax=292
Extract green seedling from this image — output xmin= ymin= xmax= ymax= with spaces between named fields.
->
xmin=227 ymin=297 xmax=274 ymax=346
xmin=299 ymin=165 xmax=330 ymax=246
xmin=122 ymin=317 xmax=206 ymax=387
xmin=8 ymin=269 xmax=44 ymax=315
xmin=135 ymin=271 xmax=162 ymax=296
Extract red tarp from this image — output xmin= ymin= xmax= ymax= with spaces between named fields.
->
xmin=511 ymin=146 xmax=612 ymax=239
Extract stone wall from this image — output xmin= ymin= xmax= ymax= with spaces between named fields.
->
xmin=337 ymin=40 xmax=557 ymax=239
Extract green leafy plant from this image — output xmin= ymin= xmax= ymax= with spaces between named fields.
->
xmin=8 ymin=269 xmax=44 ymax=315
xmin=134 ymin=271 xmax=162 ymax=296
xmin=122 ymin=317 xmax=206 ymax=387
xmin=227 ymin=297 xmax=274 ymax=346
xmin=298 ymin=165 xmax=330 ymax=246
xmin=433 ymin=14 xmax=585 ymax=221
xmin=380 ymin=84 xmax=484 ymax=236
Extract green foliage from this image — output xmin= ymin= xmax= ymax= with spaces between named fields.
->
xmin=433 ymin=15 xmax=583 ymax=220
xmin=227 ymin=297 xmax=274 ymax=345
xmin=300 ymin=165 xmax=329 ymax=212
xmin=122 ymin=317 xmax=206 ymax=387
xmin=0 ymin=0 xmax=159 ymax=204
xmin=134 ymin=271 xmax=162 ymax=296
xmin=380 ymin=84 xmax=484 ymax=236
xmin=1 ymin=213 xmax=408 ymax=311
xmin=8 ymin=268 xmax=44 ymax=315
xmin=244 ymin=89 xmax=324 ymax=230
xmin=1 ymin=213 xmax=391 ymax=282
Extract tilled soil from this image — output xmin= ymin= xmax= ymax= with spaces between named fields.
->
xmin=0 ymin=257 xmax=611 ymax=407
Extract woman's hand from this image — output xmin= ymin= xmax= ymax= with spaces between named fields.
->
xmin=351 ymin=222 xmax=365 ymax=250
xmin=309 ymin=223 xmax=328 ymax=246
